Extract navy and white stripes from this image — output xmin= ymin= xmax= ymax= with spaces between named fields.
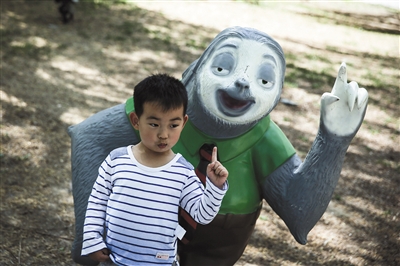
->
xmin=82 ymin=146 xmax=227 ymax=266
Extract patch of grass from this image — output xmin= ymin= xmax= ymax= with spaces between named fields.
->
xmin=284 ymin=52 xmax=298 ymax=63
xmin=185 ymin=38 xmax=208 ymax=50
xmin=367 ymin=125 xmax=380 ymax=135
xmin=334 ymin=194 xmax=342 ymax=201
xmin=106 ymin=34 xmax=127 ymax=42
xmin=55 ymin=43 xmax=69 ymax=51
xmin=149 ymin=30 xmax=173 ymax=46
xmin=7 ymin=42 xmax=52 ymax=60
xmin=363 ymin=70 xmax=392 ymax=89
xmin=383 ymin=209 xmax=392 ymax=216
xmin=379 ymin=158 xmax=397 ymax=169
xmin=76 ymin=28 xmax=90 ymax=39
xmin=0 ymin=153 xmax=31 ymax=166
xmin=285 ymin=63 xmax=331 ymax=91
xmin=235 ymin=0 xmax=261 ymax=5
xmin=1 ymin=133 xmax=11 ymax=144
xmin=106 ymin=20 xmax=149 ymax=42
xmin=83 ymin=0 xmax=127 ymax=8
xmin=0 ymin=28 xmax=23 ymax=44
xmin=298 ymin=134 xmax=309 ymax=143
xmin=304 ymin=53 xmax=331 ymax=64
xmin=121 ymin=21 xmax=149 ymax=36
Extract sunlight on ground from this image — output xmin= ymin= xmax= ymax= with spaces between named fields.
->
xmin=44 ymin=46 xmax=185 ymax=119
xmin=35 ymin=68 xmax=52 ymax=81
xmin=0 ymin=90 xmax=28 ymax=107
xmin=0 ymin=124 xmax=46 ymax=167
xmin=60 ymin=107 xmax=90 ymax=125
xmin=51 ymin=58 xmax=100 ymax=76
xmin=101 ymin=47 xmax=180 ymax=75
xmin=358 ymin=105 xmax=399 ymax=148
xmin=136 ymin=1 xmax=398 ymax=58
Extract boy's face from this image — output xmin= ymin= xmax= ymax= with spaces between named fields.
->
xmin=130 ymin=102 xmax=188 ymax=155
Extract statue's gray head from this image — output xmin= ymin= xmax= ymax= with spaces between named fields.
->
xmin=182 ymin=26 xmax=286 ymax=139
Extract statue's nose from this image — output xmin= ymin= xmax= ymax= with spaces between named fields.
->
xmin=235 ymin=78 xmax=250 ymax=90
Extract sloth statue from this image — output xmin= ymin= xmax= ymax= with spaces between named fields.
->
xmin=68 ymin=26 xmax=368 ymax=265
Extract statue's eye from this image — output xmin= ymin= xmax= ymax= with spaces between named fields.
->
xmin=258 ymin=79 xmax=274 ymax=88
xmin=214 ymin=66 xmax=230 ymax=75
xmin=257 ymin=63 xmax=276 ymax=89
xmin=211 ymin=52 xmax=235 ymax=76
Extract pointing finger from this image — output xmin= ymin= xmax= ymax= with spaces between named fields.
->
xmin=211 ymin=146 xmax=217 ymax=162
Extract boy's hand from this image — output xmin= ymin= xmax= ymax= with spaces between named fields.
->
xmin=206 ymin=147 xmax=228 ymax=189
xmin=89 ymin=248 xmax=110 ymax=262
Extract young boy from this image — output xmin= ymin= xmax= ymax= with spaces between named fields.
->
xmin=81 ymin=73 xmax=229 ymax=266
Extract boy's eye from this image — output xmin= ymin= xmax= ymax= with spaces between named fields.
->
xmin=170 ymin=124 xmax=179 ymax=128
xmin=149 ymin=123 xmax=158 ymax=127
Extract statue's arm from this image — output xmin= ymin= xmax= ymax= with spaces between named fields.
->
xmin=68 ymin=103 xmax=139 ymax=264
xmin=262 ymin=63 xmax=368 ymax=244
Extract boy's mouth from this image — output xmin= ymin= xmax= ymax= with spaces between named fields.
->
xmin=158 ymin=143 xmax=167 ymax=149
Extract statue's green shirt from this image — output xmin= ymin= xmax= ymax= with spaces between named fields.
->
xmin=126 ymin=98 xmax=296 ymax=214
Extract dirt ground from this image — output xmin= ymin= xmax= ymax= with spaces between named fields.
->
xmin=1 ymin=1 xmax=399 ymax=265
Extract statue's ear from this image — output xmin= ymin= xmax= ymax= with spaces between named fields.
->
xmin=129 ymin=112 xmax=140 ymax=130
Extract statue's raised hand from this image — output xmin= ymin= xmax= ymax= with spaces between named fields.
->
xmin=321 ymin=62 xmax=368 ymax=136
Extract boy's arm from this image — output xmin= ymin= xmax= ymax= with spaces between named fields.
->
xmin=81 ymin=157 xmax=112 ymax=256
xmin=180 ymin=167 xmax=228 ymax=225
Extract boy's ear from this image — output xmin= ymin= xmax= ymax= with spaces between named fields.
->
xmin=182 ymin=115 xmax=189 ymax=127
xmin=129 ymin=112 xmax=140 ymax=130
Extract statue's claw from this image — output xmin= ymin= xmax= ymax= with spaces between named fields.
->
xmin=321 ymin=62 xmax=368 ymax=136
xmin=321 ymin=93 xmax=339 ymax=106
xmin=357 ymin=87 xmax=368 ymax=109
xmin=346 ymin=81 xmax=358 ymax=112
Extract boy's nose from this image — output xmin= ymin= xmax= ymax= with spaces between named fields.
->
xmin=158 ymin=129 xmax=167 ymax=139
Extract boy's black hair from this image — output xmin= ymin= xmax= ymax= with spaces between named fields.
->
xmin=134 ymin=73 xmax=188 ymax=118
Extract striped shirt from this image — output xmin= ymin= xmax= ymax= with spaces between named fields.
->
xmin=82 ymin=146 xmax=228 ymax=265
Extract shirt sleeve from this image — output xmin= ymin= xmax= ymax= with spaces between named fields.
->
xmin=180 ymin=172 xmax=228 ymax=225
xmin=81 ymin=155 xmax=113 ymax=256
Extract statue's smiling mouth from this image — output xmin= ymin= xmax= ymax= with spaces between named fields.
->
xmin=217 ymin=90 xmax=255 ymax=117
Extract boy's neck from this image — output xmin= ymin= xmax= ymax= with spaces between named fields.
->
xmin=131 ymin=143 xmax=176 ymax=168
